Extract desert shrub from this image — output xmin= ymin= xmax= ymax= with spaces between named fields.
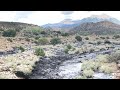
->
xmin=81 ymin=61 xmax=100 ymax=72
xmin=34 ymin=40 xmax=38 ymax=44
xmin=7 ymin=38 xmax=13 ymax=42
xmin=18 ymin=46 xmax=25 ymax=52
xmin=61 ymin=33 xmax=69 ymax=37
xmin=88 ymin=42 xmax=94 ymax=44
xmin=40 ymin=31 xmax=46 ymax=34
xmin=104 ymin=40 xmax=111 ymax=44
xmin=50 ymin=38 xmax=61 ymax=45
xmin=75 ymin=36 xmax=82 ymax=42
xmin=35 ymin=48 xmax=45 ymax=57
xmin=96 ymin=55 xmax=109 ymax=63
xmin=2 ymin=29 xmax=16 ymax=37
xmin=99 ymin=63 xmax=117 ymax=74
xmin=106 ymin=36 xmax=110 ymax=39
xmin=100 ymin=48 xmax=106 ymax=51
xmin=89 ymin=48 xmax=94 ymax=53
xmin=67 ymin=44 xmax=72 ymax=50
xmin=97 ymin=41 xmax=102 ymax=45
xmin=64 ymin=48 xmax=69 ymax=54
xmin=82 ymin=69 xmax=94 ymax=78
xmin=107 ymin=52 xmax=120 ymax=63
xmin=100 ymin=37 xmax=105 ymax=39
xmin=38 ymin=38 xmax=49 ymax=45
xmin=85 ymin=37 xmax=89 ymax=40
xmin=114 ymin=35 xmax=120 ymax=39
xmin=96 ymin=37 xmax=99 ymax=40
xmin=25 ymin=38 xmax=30 ymax=42
xmin=35 ymin=36 xmax=40 ymax=40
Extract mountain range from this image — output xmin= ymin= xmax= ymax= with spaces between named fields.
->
xmin=42 ymin=14 xmax=120 ymax=32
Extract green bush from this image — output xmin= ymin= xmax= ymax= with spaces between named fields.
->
xmin=35 ymin=48 xmax=45 ymax=57
xmin=2 ymin=29 xmax=16 ymax=37
xmin=85 ymin=37 xmax=89 ymax=40
xmin=38 ymin=38 xmax=49 ymax=45
xmin=61 ymin=33 xmax=69 ymax=37
xmin=18 ymin=46 xmax=25 ymax=52
xmin=67 ymin=44 xmax=72 ymax=50
xmin=40 ymin=31 xmax=47 ymax=34
xmin=75 ymin=36 xmax=82 ymax=41
xmin=50 ymin=38 xmax=61 ymax=45
xmin=35 ymin=36 xmax=40 ymax=40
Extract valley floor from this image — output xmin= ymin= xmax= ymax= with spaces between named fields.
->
xmin=0 ymin=35 xmax=120 ymax=79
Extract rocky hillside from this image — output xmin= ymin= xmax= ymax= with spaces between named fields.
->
xmin=69 ymin=21 xmax=120 ymax=35
xmin=0 ymin=21 xmax=46 ymax=37
xmin=42 ymin=14 xmax=120 ymax=32
xmin=0 ymin=21 xmax=40 ymax=31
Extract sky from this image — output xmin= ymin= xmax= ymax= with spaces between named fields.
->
xmin=0 ymin=11 xmax=120 ymax=26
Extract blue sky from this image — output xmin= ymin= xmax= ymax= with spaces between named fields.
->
xmin=0 ymin=11 xmax=120 ymax=26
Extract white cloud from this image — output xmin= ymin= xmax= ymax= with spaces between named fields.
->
xmin=14 ymin=11 xmax=34 ymax=21
xmin=0 ymin=11 xmax=120 ymax=26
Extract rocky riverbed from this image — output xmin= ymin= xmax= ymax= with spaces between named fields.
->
xmin=28 ymin=45 xmax=119 ymax=79
xmin=0 ymin=42 xmax=120 ymax=79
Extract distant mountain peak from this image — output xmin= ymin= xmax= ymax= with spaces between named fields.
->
xmin=91 ymin=14 xmax=111 ymax=19
xmin=60 ymin=19 xmax=74 ymax=24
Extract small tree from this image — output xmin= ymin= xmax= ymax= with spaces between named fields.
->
xmin=75 ymin=36 xmax=82 ymax=41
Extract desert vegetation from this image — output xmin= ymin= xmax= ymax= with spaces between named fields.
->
xmin=1 ymin=13 xmax=120 ymax=79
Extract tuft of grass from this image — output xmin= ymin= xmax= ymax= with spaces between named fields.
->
xmin=35 ymin=48 xmax=45 ymax=57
